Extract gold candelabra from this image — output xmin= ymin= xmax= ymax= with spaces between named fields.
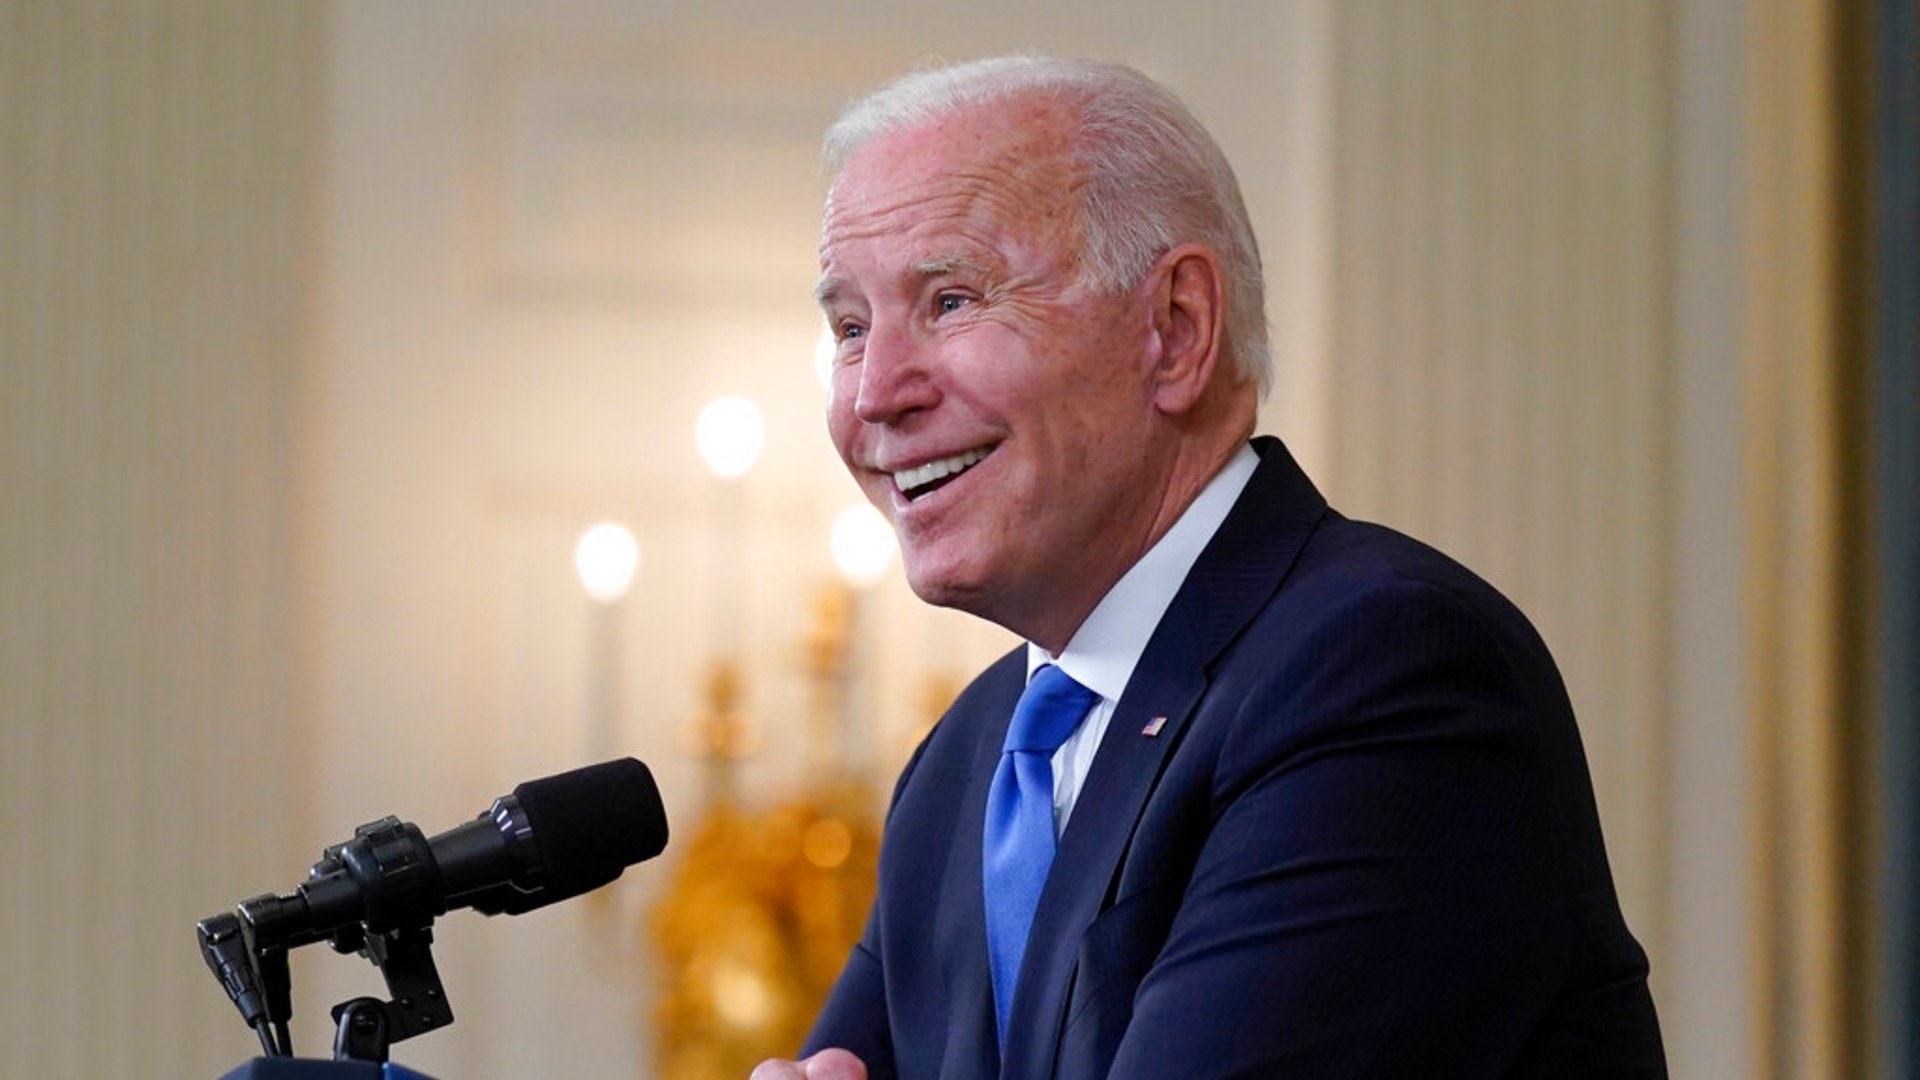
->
xmin=647 ymin=582 xmax=884 ymax=1080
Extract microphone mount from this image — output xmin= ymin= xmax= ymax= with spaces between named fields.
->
xmin=327 ymin=921 xmax=453 ymax=1063
xmin=201 ymin=813 xmax=459 ymax=1062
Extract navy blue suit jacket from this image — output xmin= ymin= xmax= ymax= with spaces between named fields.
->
xmin=805 ymin=438 xmax=1666 ymax=1078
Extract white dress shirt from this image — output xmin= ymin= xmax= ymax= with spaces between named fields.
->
xmin=1026 ymin=444 xmax=1260 ymax=836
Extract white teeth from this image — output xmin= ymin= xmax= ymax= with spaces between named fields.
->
xmin=893 ymin=447 xmax=990 ymax=493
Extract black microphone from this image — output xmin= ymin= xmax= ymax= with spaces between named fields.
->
xmin=237 ymin=757 xmax=669 ymax=954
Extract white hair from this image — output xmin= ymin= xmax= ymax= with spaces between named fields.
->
xmin=824 ymin=56 xmax=1272 ymax=397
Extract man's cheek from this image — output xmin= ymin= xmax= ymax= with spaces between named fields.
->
xmin=825 ymin=411 xmax=859 ymax=467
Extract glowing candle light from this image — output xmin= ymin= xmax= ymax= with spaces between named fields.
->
xmin=830 ymin=504 xmax=897 ymax=589
xmin=695 ymin=396 xmax=764 ymax=480
xmin=575 ymin=522 xmax=640 ymax=603
xmin=574 ymin=522 xmax=638 ymax=762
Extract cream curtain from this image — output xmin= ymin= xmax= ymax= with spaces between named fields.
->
xmin=1320 ymin=2 xmax=1869 ymax=1077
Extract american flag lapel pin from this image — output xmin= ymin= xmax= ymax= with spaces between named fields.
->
xmin=1142 ymin=716 xmax=1167 ymax=737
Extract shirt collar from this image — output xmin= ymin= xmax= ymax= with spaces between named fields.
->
xmin=1027 ymin=442 xmax=1261 ymax=700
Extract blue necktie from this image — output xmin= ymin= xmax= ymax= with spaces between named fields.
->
xmin=983 ymin=664 xmax=1098 ymax=1048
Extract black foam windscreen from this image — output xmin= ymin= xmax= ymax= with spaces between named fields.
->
xmin=513 ymin=757 xmax=668 ymax=900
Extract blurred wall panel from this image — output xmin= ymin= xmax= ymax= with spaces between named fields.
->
xmin=1742 ymin=3 xmax=1857 ymax=1077
xmin=0 ymin=2 xmax=324 ymax=1077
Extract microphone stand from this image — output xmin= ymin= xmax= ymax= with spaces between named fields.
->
xmin=324 ymin=922 xmax=455 ymax=1062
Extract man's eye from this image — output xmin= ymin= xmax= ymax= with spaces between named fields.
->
xmin=837 ymin=322 xmax=865 ymax=342
xmin=936 ymin=294 xmax=972 ymax=315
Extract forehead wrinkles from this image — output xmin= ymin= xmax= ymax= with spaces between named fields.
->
xmin=820 ymin=119 xmax=1088 ymax=273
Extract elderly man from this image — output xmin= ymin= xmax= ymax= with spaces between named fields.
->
xmin=758 ymin=57 xmax=1665 ymax=1080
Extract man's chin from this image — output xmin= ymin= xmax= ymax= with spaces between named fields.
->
xmin=901 ymin=570 xmax=968 ymax=611
xmin=900 ymin=558 xmax=989 ymax=617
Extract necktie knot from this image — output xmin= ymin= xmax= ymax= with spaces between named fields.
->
xmin=1003 ymin=665 xmax=1097 ymax=755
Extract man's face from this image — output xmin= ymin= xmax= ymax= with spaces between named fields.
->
xmin=817 ymin=101 xmax=1166 ymax=643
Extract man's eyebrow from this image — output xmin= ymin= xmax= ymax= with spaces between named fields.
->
xmin=913 ymin=252 xmax=990 ymax=279
xmin=814 ymin=252 xmax=992 ymax=310
xmin=813 ymin=276 xmax=844 ymax=310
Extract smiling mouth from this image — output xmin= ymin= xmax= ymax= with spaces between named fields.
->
xmin=893 ymin=446 xmax=994 ymax=500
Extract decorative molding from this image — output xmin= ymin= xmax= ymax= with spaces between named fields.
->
xmin=465 ymin=40 xmax=884 ymax=308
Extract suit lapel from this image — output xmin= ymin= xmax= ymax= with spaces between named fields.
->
xmin=999 ymin=438 xmax=1329 ymax=1078
xmin=941 ymin=652 xmax=1026 ymax=1079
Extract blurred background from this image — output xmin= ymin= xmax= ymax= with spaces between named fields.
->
xmin=2 ymin=1 xmax=1914 ymax=1078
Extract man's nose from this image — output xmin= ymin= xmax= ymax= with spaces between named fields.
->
xmin=852 ymin=322 xmax=939 ymax=425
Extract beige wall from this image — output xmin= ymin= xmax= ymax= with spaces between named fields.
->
xmin=0 ymin=1 xmax=1873 ymax=1078
xmin=0 ymin=2 xmax=324 ymax=1077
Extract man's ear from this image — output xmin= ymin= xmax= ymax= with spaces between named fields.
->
xmin=1144 ymin=244 xmax=1227 ymax=416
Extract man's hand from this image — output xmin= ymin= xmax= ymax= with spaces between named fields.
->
xmin=748 ymin=1048 xmax=867 ymax=1080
